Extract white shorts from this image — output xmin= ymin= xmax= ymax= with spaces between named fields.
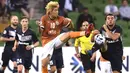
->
xmin=41 ymin=33 xmax=65 ymax=60
xmin=100 ymin=61 xmax=112 ymax=73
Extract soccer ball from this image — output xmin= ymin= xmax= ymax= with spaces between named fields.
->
xmin=94 ymin=34 xmax=106 ymax=45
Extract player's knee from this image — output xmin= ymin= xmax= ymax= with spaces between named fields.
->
xmin=42 ymin=59 xmax=48 ymax=67
xmin=86 ymin=69 xmax=92 ymax=73
xmin=18 ymin=70 xmax=22 ymax=73
xmin=113 ymin=70 xmax=120 ymax=73
xmin=50 ymin=67 xmax=56 ymax=73
xmin=18 ymin=68 xmax=22 ymax=73
xmin=17 ymin=66 xmax=23 ymax=73
xmin=68 ymin=31 xmax=73 ymax=37
xmin=13 ymin=62 xmax=17 ymax=67
xmin=63 ymin=32 xmax=70 ymax=38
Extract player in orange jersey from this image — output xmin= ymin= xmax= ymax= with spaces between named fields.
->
xmin=36 ymin=1 xmax=94 ymax=73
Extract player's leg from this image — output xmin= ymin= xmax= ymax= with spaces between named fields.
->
xmin=0 ymin=51 xmax=10 ymax=73
xmin=42 ymin=66 xmax=48 ymax=73
xmin=42 ymin=54 xmax=51 ymax=73
xmin=58 ymin=31 xmax=85 ymax=44
xmin=91 ymin=60 xmax=95 ymax=73
xmin=17 ymin=57 xmax=24 ymax=73
xmin=100 ymin=61 xmax=112 ymax=73
xmin=50 ymin=52 xmax=57 ymax=73
xmin=55 ymin=48 xmax=64 ymax=73
xmin=80 ymin=53 xmax=92 ymax=73
xmin=11 ymin=51 xmax=18 ymax=73
xmin=41 ymin=39 xmax=53 ymax=73
xmin=17 ymin=65 xmax=24 ymax=73
xmin=24 ymin=57 xmax=32 ymax=73
xmin=111 ymin=53 xmax=122 ymax=73
xmin=12 ymin=61 xmax=17 ymax=73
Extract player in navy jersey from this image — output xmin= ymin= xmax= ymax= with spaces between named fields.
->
xmin=12 ymin=17 xmax=39 ymax=73
xmin=101 ymin=14 xmax=123 ymax=73
xmin=92 ymin=14 xmax=123 ymax=73
xmin=0 ymin=15 xmax=19 ymax=73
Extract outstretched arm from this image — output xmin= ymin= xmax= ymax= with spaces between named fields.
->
xmin=64 ymin=18 xmax=74 ymax=30
xmin=103 ymin=24 xmax=121 ymax=40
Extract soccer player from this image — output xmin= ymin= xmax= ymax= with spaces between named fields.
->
xmin=36 ymin=1 xmax=94 ymax=73
xmin=92 ymin=14 xmax=123 ymax=73
xmin=0 ymin=15 xmax=19 ymax=73
xmin=12 ymin=17 xmax=39 ymax=73
xmin=74 ymin=21 xmax=96 ymax=73
xmin=49 ymin=47 xmax=64 ymax=73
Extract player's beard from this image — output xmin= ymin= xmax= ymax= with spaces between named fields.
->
xmin=108 ymin=24 xmax=114 ymax=29
xmin=12 ymin=23 xmax=18 ymax=27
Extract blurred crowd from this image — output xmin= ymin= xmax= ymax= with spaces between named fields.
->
xmin=0 ymin=0 xmax=130 ymax=34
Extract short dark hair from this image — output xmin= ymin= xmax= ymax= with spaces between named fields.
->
xmin=83 ymin=7 xmax=88 ymax=10
xmin=105 ymin=14 xmax=115 ymax=20
xmin=122 ymin=0 xmax=128 ymax=3
xmin=21 ymin=16 xmax=29 ymax=21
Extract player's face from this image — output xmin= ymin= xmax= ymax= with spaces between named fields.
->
xmin=21 ymin=19 xmax=29 ymax=28
xmin=11 ymin=16 xmax=19 ymax=26
xmin=81 ymin=21 xmax=88 ymax=30
xmin=51 ymin=5 xmax=59 ymax=18
xmin=106 ymin=15 xmax=115 ymax=28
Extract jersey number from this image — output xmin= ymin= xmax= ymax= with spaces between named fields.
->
xmin=50 ymin=23 xmax=56 ymax=29
xmin=49 ymin=23 xmax=56 ymax=35
xmin=17 ymin=58 xmax=22 ymax=64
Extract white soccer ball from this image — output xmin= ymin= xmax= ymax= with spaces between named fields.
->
xmin=94 ymin=34 xmax=106 ymax=45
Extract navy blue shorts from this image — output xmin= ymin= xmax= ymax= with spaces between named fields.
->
xmin=80 ymin=53 xmax=95 ymax=72
xmin=110 ymin=53 xmax=122 ymax=72
xmin=101 ymin=51 xmax=123 ymax=72
xmin=17 ymin=55 xmax=32 ymax=70
xmin=1 ymin=47 xmax=17 ymax=67
xmin=50 ymin=50 xmax=64 ymax=69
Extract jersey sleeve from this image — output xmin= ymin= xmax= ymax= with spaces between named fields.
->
xmin=115 ymin=26 xmax=122 ymax=35
xmin=32 ymin=31 xmax=39 ymax=43
xmin=15 ymin=33 xmax=19 ymax=41
xmin=99 ymin=27 xmax=104 ymax=34
xmin=41 ymin=16 xmax=46 ymax=27
xmin=74 ymin=38 xmax=80 ymax=47
xmin=61 ymin=16 xmax=71 ymax=27
xmin=2 ymin=28 xmax=8 ymax=38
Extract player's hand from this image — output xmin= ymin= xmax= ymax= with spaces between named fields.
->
xmin=90 ymin=55 xmax=95 ymax=62
xmin=93 ymin=30 xmax=100 ymax=35
xmin=122 ymin=56 xmax=125 ymax=60
xmin=0 ymin=37 xmax=1 ymax=41
xmin=12 ymin=46 xmax=16 ymax=52
xmin=36 ymin=20 xmax=44 ymax=29
xmin=103 ymin=24 xmax=108 ymax=31
xmin=76 ymin=53 xmax=80 ymax=58
xmin=26 ymin=45 xmax=33 ymax=50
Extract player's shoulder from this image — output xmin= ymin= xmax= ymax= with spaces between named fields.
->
xmin=4 ymin=25 xmax=11 ymax=30
xmin=58 ymin=16 xmax=65 ymax=20
xmin=58 ymin=16 xmax=64 ymax=18
xmin=41 ymin=15 xmax=48 ymax=20
xmin=28 ymin=28 xmax=36 ymax=34
xmin=115 ymin=25 xmax=122 ymax=29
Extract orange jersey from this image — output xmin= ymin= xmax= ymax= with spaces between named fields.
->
xmin=40 ymin=15 xmax=68 ymax=46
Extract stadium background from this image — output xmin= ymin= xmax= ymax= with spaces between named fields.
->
xmin=0 ymin=0 xmax=130 ymax=73
xmin=0 ymin=0 xmax=130 ymax=46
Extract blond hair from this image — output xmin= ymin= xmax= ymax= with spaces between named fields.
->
xmin=45 ymin=1 xmax=59 ymax=14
